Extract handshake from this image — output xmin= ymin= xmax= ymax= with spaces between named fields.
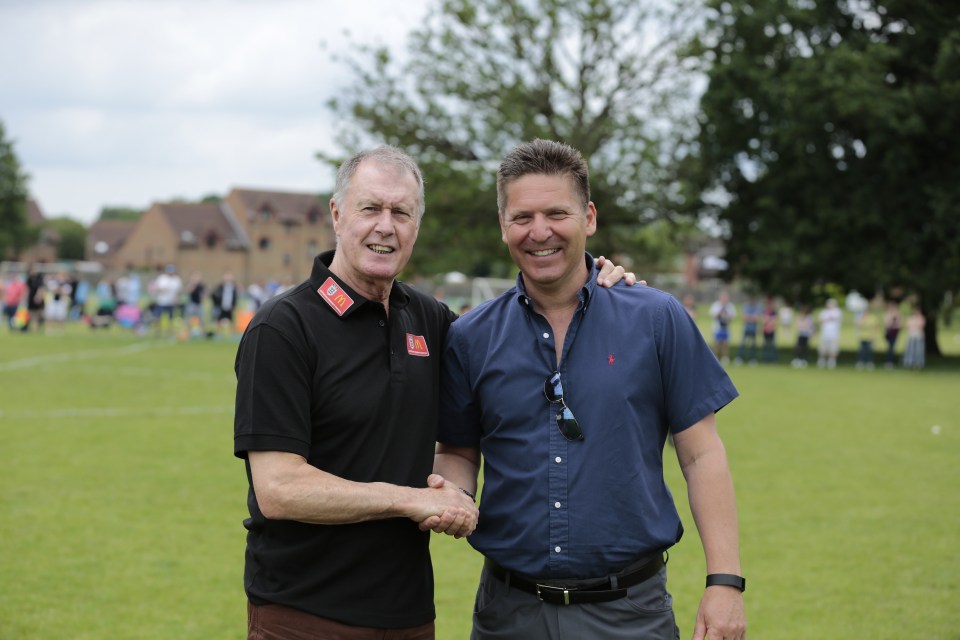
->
xmin=412 ymin=473 xmax=479 ymax=539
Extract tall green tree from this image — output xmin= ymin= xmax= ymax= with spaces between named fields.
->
xmin=0 ymin=120 xmax=34 ymax=259
xmin=695 ymin=0 xmax=960 ymax=354
xmin=49 ymin=217 xmax=87 ymax=261
xmin=326 ymin=0 xmax=705 ymax=276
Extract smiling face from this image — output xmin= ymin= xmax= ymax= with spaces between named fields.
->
xmin=328 ymin=159 xmax=421 ymax=303
xmin=499 ymin=172 xmax=597 ymax=299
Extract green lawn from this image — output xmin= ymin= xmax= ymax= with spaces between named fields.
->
xmin=1 ymin=322 xmax=958 ymax=639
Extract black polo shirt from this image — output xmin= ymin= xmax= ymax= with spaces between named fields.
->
xmin=234 ymin=250 xmax=456 ymax=628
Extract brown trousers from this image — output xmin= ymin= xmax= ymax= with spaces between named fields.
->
xmin=248 ymin=602 xmax=435 ymax=640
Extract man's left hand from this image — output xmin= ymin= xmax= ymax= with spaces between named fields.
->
xmin=692 ymin=586 xmax=746 ymax=640
xmin=595 ymin=255 xmax=645 ymax=288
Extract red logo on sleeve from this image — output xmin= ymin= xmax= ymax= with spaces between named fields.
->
xmin=317 ymin=277 xmax=354 ymax=316
xmin=406 ymin=333 xmax=430 ymax=357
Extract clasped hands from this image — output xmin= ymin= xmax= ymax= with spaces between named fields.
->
xmin=414 ymin=474 xmax=478 ymax=539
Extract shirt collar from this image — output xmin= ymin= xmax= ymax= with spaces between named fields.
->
xmin=514 ymin=252 xmax=597 ymax=312
xmin=309 ymin=250 xmax=409 ymax=318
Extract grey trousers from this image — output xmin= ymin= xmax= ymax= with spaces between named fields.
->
xmin=470 ymin=563 xmax=679 ymax=640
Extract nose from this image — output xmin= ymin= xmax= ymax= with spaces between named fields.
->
xmin=373 ymin=208 xmax=396 ymax=235
xmin=529 ymin=213 xmax=552 ymax=242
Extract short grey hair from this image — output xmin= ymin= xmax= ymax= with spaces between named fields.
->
xmin=497 ymin=139 xmax=590 ymax=214
xmin=332 ymin=146 xmax=426 ymax=219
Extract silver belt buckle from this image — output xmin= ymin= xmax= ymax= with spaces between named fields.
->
xmin=536 ymin=584 xmax=571 ymax=605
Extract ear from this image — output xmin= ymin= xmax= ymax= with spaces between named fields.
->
xmin=585 ymin=201 xmax=598 ymax=237
xmin=499 ymin=213 xmax=508 ymax=245
xmin=329 ymin=198 xmax=341 ymax=235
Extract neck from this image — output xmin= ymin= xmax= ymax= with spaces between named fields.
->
xmin=328 ymin=259 xmax=393 ymax=312
xmin=523 ymin=267 xmax=589 ymax=317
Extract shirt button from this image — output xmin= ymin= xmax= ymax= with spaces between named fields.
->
xmin=554 ymin=502 xmax=561 ymax=508
xmin=542 ymin=332 xmax=550 ymax=339
xmin=555 ymin=546 xmax=562 ymax=553
xmin=555 ymin=457 xmax=562 ymax=463
xmin=378 ymin=320 xmax=385 ymax=327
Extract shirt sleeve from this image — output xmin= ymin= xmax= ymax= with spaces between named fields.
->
xmin=437 ymin=320 xmax=483 ymax=447
xmin=234 ymin=321 xmax=314 ymax=459
xmin=656 ymin=295 xmax=739 ymax=433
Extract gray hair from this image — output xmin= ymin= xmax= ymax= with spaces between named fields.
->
xmin=332 ymin=146 xmax=426 ymax=219
xmin=496 ymin=139 xmax=590 ymax=214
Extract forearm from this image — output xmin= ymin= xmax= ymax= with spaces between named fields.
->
xmin=251 ymin=451 xmax=427 ymax=525
xmin=433 ymin=445 xmax=481 ymax=497
xmin=684 ymin=447 xmax=742 ymax=574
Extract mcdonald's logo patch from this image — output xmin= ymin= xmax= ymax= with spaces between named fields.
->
xmin=406 ymin=333 xmax=430 ymax=357
xmin=317 ymin=277 xmax=354 ymax=316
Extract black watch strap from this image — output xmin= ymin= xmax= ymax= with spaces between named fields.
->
xmin=705 ymin=573 xmax=746 ymax=592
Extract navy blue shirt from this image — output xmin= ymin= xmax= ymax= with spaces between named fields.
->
xmin=438 ymin=255 xmax=738 ymax=579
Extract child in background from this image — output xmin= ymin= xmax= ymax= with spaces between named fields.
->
xmin=792 ymin=306 xmax=815 ymax=368
xmin=855 ymin=307 xmax=880 ymax=370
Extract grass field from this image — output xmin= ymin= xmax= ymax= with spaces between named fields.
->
xmin=1 ymin=319 xmax=958 ymax=639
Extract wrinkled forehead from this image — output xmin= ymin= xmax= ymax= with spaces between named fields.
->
xmin=348 ymin=160 xmax=421 ymax=209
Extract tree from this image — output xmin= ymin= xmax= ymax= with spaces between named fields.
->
xmin=49 ymin=217 xmax=87 ymax=261
xmin=695 ymin=0 xmax=960 ymax=355
xmin=98 ymin=206 xmax=144 ymax=222
xmin=0 ymin=120 xmax=33 ymax=259
xmin=326 ymin=0 xmax=706 ymax=276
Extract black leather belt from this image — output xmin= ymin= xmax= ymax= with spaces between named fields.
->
xmin=484 ymin=554 xmax=665 ymax=606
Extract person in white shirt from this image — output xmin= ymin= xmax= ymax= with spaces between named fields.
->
xmin=817 ymin=298 xmax=842 ymax=369
xmin=152 ymin=264 xmax=183 ymax=335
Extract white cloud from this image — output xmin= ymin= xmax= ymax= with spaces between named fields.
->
xmin=0 ymin=0 xmax=429 ymax=222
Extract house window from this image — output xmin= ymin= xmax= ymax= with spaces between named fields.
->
xmin=283 ymin=253 xmax=291 ymax=266
xmin=259 ymin=236 xmax=271 ymax=250
xmin=205 ymin=231 xmax=218 ymax=248
xmin=306 ymin=240 xmax=318 ymax=256
xmin=306 ymin=209 xmax=320 ymax=224
xmin=258 ymin=206 xmax=272 ymax=222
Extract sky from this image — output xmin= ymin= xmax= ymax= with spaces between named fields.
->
xmin=0 ymin=0 xmax=430 ymax=224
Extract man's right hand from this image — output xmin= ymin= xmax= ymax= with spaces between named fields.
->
xmin=413 ymin=474 xmax=478 ymax=538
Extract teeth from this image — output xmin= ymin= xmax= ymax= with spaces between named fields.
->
xmin=369 ymin=245 xmax=394 ymax=254
xmin=531 ymin=249 xmax=558 ymax=257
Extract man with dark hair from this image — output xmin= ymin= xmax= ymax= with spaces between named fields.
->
xmin=234 ymin=144 xmax=637 ymax=639
xmin=435 ymin=139 xmax=746 ymax=640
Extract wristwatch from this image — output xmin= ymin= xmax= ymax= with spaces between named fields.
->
xmin=705 ymin=573 xmax=746 ymax=592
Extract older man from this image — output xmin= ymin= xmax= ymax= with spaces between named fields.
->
xmin=234 ymin=146 xmax=632 ymax=639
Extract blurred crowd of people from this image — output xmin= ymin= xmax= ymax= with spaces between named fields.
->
xmin=690 ymin=291 xmax=928 ymax=371
xmin=0 ymin=262 xmax=935 ymax=370
xmin=1 ymin=263 xmax=291 ymax=341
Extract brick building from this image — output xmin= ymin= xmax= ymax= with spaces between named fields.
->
xmin=99 ymin=188 xmax=334 ymax=288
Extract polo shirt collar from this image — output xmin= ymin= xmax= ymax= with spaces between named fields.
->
xmin=514 ymin=252 xmax=598 ymax=312
xmin=309 ymin=250 xmax=410 ymax=319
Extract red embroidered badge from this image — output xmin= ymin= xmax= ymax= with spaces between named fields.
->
xmin=406 ymin=333 xmax=430 ymax=357
xmin=317 ymin=277 xmax=354 ymax=316
xmin=608 ymin=354 xmax=616 ymax=365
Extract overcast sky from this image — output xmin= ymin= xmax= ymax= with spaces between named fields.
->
xmin=0 ymin=0 xmax=430 ymax=224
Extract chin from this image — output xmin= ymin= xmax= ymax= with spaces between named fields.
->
xmin=362 ymin=257 xmax=403 ymax=278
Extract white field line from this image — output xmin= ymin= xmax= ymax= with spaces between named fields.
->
xmin=0 ymin=405 xmax=233 ymax=420
xmin=0 ymin=341 xmax=164 ymax=372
